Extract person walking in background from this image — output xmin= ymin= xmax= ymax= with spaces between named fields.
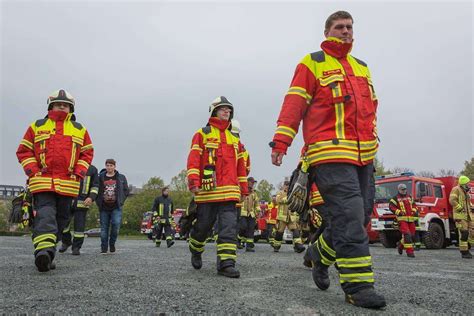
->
xmin=152 ymin=186 xmax=175 ymax=248
xmin=96 ymin=159 xmax=129 ymax=254
xmin=59 ymin=164 xmax=99 ymax=255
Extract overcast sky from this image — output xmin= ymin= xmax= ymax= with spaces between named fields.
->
xmin=1 ymin=0 xmax=473 ymax=189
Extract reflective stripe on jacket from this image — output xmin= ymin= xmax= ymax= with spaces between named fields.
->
xmin=241 ymin=191 xmax=259 ymax=217
xmin=389 ymin=194 xmax=417 ymax=222
xmin=16 ymin=110 xmax=94 ymax=197
xmin=187 ymin=117 xmax=249 ymax=203
xmin=272 ymin=37 xmax=378 ymax=167
xmin=449 ymin=186 xmax=473 ymax=221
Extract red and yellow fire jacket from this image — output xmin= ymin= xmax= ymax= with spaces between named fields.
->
xmin=187 ymin=117 xmax=249 ymax=203
xmin=389 ymin=194 xmax=418 ymax=222
xmin=272 ymin=37 xmax=378 ymax=166
xmin=309 ymin=183 xmax=324 ymax=207
xmin=267 ymin=202 xmax=278 ymax=225
xmin=16 ymin=111 xmax=94 ymax=197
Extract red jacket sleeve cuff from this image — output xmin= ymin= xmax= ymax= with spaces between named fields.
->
xmin=271 ymin=141 xmax=288 ymax=155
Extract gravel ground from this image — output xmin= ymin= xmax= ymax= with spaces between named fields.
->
xmin=0 ymin=236 xmax=473 ymax=314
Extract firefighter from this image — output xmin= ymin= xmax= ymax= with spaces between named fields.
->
xmin=239 ymin=177 xmax=259 ymax=252
xmin=186 ymin=96 xmax=248 ymax=278
xmin=449 ymin=176 xmax=473 ymax=259
xmin=231 ymin=119 xmax=250 ymax=249
xmin=269 ymin=11 xmax=386 ymax=308
xmin=16 ymin=89 xmax=93 ymax=272
xmin=272 ymin=181 xmax=306 ymax=253
xmin=266 ymin=195 xmax=278 ymax=246
xmin=301 ymin=184 xmax=325 ymax=244
xmin=59 ymin=165 xmax=99 ymax=255
xmin=152 ymin=186 xmax=175 ymax=248
xmin=389 ymin=183 xmax=417 ymax=258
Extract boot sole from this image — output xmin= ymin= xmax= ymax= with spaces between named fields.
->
xmin=35 ymin=254 xmax=51 ymax=272
xmin=217 ymin=271 xmax=240 ymax=278
xmin=346 ymin=296 xmax=387 ymax=309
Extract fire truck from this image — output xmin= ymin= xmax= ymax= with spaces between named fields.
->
xmin=371 ymin=173 xmax=474 ymax=249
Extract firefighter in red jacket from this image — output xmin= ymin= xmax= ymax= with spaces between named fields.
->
xmin=186 ymin=96 xmax=248 ymax=278
xmin=389 ymin=183 xmax=418 ymax=257
xmin=266 ymin=195 xmax=278 ymax=246
xmin=269 ymin=11 xmax=385 ymax=308
xmin=16 ymin=89 xmax=93 ymax=272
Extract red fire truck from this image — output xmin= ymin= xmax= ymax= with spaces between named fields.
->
xmin=371 ymin=173 xmax=474 ymax=249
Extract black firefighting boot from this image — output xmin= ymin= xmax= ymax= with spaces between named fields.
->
xmin=345 ymin=287 xmax=387 ymax=309
xmin=461 ymin=250 xmax=473 ymax=259
xmin=312 ymin=261 xmax=330 ymax=290
xmin=396 ymin=242 xmax=403 ymax=255
xmin=72 ymin=248 xmax=80 ymax=256
xmin=58 ymin=243 xmax=71 ymax=253
xmin=303 ymin=248 xmax=312 ymax=268
xmin=246 ymin=242 xmax=255 ymax=252
xmin=191 ymin=253 xmax=202 ymax=269
xmin=294 ymin=243 xmax=306 ymax=253
xmin=407 ymin=252 xmax=415 ymax=258
xmin=217 ymin=266 xmax=240 ymax=278
xmin=167 ymin=240 xmax=175 ymax=248
xmin=35 ymin=251 xmax=52 ymax=272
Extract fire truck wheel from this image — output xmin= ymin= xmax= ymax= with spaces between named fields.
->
xmin=379 ymin=231 xmax=399 ymax=248
xmin=423 ymin=222 xmax=445 ymax=249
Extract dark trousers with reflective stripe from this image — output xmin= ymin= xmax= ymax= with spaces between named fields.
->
xmin=309 ymin=163 xmax=375 ymax=295
xmin=189 ymin=201 xmax=238 ymax=269
xmin=239 ymin=216 xmax=256 ymax=247
xmin=154 ymin=222 xmax=172 ymax=244
xmin=32 ymin=192 xmax=72 ymax=258
xmin=62 ymin=207 xmax=88 ymax=250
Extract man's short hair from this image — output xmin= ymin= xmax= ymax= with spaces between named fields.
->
xmin=105 ymin=158 xmax=116 ymax=166
xmin=325 ymin=10 xmax=353 ymax=30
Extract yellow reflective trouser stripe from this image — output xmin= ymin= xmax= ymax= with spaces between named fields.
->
xmin=246 ymin=239 xmax=254 ymax=243
xmin=63 ymin=224 xmax=70 ymax=233
xmin=74 ymin=232 xmax=85 ymax=237
xmin=337 ymin=259 xmax=372 ymax=268
xmin=33 ymin=234 xmax=56 ymax=244
xmin=217 ymin=243 xmax=236 ymax=249
xmin=36 ymin=242 xmax=56 ymax=250
xmin=316 ymin=240 xmax=334 ymax=266
xmin=331 ymin=83 xmax=345 ymax=139
xmin=82 ymin=176 xmax=90 ymax=195
xmin=166 ymin=236 xmax=173 ymax=240
xmin=218 ymin=254 xmax=237 ymax=260
xmin=336 ymin=256 xmax=372 ymax=264
xmin=320 ymin=235 xmax=336 ymax=258
xmin=339 ymin=272 xmax=375 ymax=283
xmin=189 ymin=243 xmax=204 ymax=252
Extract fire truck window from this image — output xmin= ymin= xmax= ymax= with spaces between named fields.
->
xmin=434 ymin=185 xmax=443 ymax=198
xmin=428 ymin=184 xmax=433 ymax=196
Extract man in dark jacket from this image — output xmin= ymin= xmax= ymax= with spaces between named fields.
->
xmin=59 ymin=165 xmax=99 ymax=255
xmin=152 ymin=186 xmax=175 ymax=248
xmin=96 ymin=159 xmax=129 ymax=254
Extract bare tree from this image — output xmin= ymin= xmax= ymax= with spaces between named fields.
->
xmin=417 ymin=170 xmax=435 ymax=178
xmin=437 ymin=169 xmax=457 ymax=177
xmin=390 ymin=166 xmax=413 ymax=174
